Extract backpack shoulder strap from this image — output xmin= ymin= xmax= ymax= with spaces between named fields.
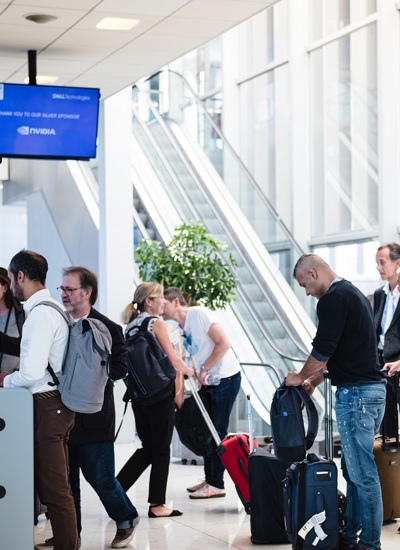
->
xmin=30 ymin=300 xmax=74 ymax=327
xmin=15 ymin=304 xmax=25 ymax=336
xmin=291 ymin=384 xmax=319 ymax=450
xmin=138 ymin=316 xmax=158 ymax=333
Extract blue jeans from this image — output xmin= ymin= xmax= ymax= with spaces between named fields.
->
xmin=69 ymin=441 xmax=139 ymax=535
xmin=336 ymin=382 xmax=386 ymax=550
xmin=204 ymin=371 xmax=241 ymax=489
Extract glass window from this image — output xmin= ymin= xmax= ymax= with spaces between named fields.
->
xmin=311 ymin=0 xmax=376 ymax=41
xmin=239 ymin=64 xmax=291 ymax=230
xmin=313 ymin=240 xmax=379 ymax=301
xmin=239 ymin=0 xmax=288 ymax=75
xmin=310 ymin=23 xmax=378 ymax=237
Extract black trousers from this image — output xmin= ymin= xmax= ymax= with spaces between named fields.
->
xmin=379 ymin=353 xmax=399 ymax=438
xmin=117 ymin=392 xmax=175 ymax=504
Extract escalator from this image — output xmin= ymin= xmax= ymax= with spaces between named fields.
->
xmin=130 ymin=73 xmax=324 ymax=428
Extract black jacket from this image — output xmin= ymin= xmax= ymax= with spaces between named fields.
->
xmin=68 ymin=307 xmax=128 ymax=445
xmin=373 ymin=287 xmax=400 ymax=363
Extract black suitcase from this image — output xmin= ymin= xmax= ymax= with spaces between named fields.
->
xmin=249 ymin=447 xmax=289 ymax=544
xmin=283 ymin=373 xmax=338 ymax=550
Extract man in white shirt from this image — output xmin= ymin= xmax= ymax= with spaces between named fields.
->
xmin=374 ymin=242 xmax=400 ymax=437
xmin=163 ymin=287 xmax=241 ymax=499
xmin=0 ymin=250 xmax=79 ymax=550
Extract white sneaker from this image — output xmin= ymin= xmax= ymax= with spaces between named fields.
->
xmin=189 ymin=483 xmax=226 ymax=499
xmin=186 ymin=480 xmax=207 ymax=493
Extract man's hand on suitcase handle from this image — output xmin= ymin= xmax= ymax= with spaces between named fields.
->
xmin=381 ymin=361 xmax=400 ymax=376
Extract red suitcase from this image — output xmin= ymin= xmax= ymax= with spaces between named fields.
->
xmin=218 ymin=430 xmax=257 ymax=512
xmin=185 ymin=377 xmax=257 ymax=512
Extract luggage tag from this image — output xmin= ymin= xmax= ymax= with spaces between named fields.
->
xmin=298 ymin=510 xmax=328 ymax=545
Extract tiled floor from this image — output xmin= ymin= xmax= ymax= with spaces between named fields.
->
xmin=34 ymin=442 xmax=400 ymax=550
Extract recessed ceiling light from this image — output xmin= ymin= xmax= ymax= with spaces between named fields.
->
xmin=23 ymin=75 xmax=59 ymax=85
xmin=96 ymin=17 xmax=139 ymax=31
xmin=24 ymin=14 xmax=57 ymax=24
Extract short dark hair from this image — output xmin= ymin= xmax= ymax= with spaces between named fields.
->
xmin=164 ymin=287 xmax=187 ymax=306
xmin=62 ymin=266 xmax=98 ymax=305
xmin=9 ymin=250 xmax=48 ymax=285
xmin=377 ymin=242 xmax=400 ymax=262
xmin=292 ymin=254 xmax=328 ymax=278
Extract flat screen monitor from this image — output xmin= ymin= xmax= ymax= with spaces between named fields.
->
xmin=0 ymin=83 xmax=100 ymax=160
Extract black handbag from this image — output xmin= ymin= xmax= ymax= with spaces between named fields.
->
xmin=175 ymin=385 xmax=214 ymax=457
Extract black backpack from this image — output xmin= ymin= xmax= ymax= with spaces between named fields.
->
xmin=175 ymin=386 xmax=214 ymax=457
xmin=270 ymin=382 xmax=319 ymax=463
xmin=124 ymin=316 xmax=176 ymax=405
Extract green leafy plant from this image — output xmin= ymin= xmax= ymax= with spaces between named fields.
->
xmin=135 ymin=221 xmax=237 ymax=309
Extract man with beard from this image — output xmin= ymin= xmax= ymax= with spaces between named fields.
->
xmin=0 ymin=250 xmax=79 ymax=550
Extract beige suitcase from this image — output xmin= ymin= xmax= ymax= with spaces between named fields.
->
xmin=374 ymin=373 xmax=400 ymax=522
xmin=374 ymin=436 xmax=400 ymax=522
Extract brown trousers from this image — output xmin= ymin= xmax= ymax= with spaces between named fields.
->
xmin=34 ymin=394 xmax=79 ymax=550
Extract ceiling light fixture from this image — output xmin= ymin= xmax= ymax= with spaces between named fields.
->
xmin=24 ymin=14 xmax=58 ymax=24
xmin=96 ymin=17 xmax=139 ymax=31
xmin=23 ymin=75 xmax=59 ymax=85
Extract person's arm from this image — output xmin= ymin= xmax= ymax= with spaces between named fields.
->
xmin=0 ymin=371 xmax=11 ymax=387
xmin=196 ymin=323 xmax=231 ymax=384
xmin=152 ymin=319 xmax=193 ymax=377
xmin=202 ymin=323 xmax=230 ymax=370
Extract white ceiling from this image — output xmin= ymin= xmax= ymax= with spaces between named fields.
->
xmin=0 ymin=0 xmax=276 ymax=99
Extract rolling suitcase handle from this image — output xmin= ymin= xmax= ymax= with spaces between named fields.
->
xmin=247 ymin=394 xmax=255 ymax=454
xmin=323 ymin=370 xmax=333 ymax=460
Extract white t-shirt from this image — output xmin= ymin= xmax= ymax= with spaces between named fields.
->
xmin=183 ymin=306 xmax=240 ymax=379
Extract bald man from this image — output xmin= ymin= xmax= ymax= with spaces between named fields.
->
xmin=286 ymin=254 xmax=385 ymax=550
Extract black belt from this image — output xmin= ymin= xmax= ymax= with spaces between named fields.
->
xmin=33 ymin=390 xmax=60 ymax=401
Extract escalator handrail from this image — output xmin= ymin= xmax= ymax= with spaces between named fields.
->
xmin=134 ymin=68 xmax=304 ymax=259
xmin=131 ymin=101 xmax=310 ymax=359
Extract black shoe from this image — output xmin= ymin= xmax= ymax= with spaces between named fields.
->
xmin=34 ymin=537 xmax=81 ymax=549
xmin=111 ymin=517 xmax=139 ymax=549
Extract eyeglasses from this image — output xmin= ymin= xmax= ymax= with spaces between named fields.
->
xmin=56 ymin=286 xmax=82 ymax=296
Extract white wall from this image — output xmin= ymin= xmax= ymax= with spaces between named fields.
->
xmin=0 ymin=188 xmax=27 ymax=269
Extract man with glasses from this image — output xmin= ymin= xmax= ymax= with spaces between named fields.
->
xmin=36 ymin=267 xmax=139 ymax=550
xmin=0 ymin=250 xmax=79 ymax=550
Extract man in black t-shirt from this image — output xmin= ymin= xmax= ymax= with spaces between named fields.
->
xmin=286 ymin=254 xmax=385 ymax=550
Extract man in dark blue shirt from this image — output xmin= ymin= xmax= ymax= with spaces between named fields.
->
xmin=286 ymin=254 xmax=385 ymax=550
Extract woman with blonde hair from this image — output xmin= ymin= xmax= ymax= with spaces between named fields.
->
xmin=117 ymin=282 xmax=192 ymax=518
